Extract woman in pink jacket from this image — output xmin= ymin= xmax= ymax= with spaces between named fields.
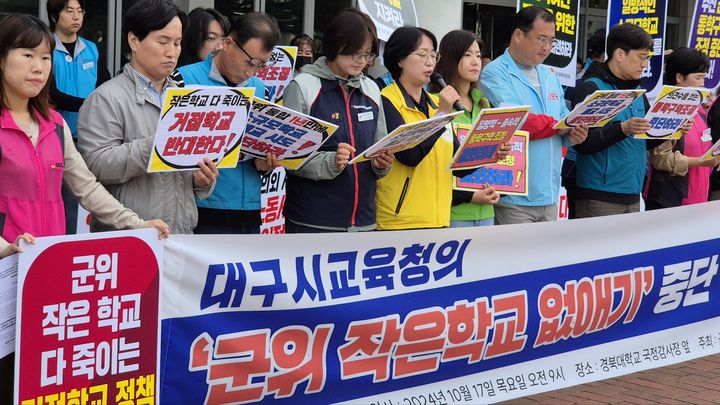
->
xmin=0 ymin=14 xmax=169 ymax=259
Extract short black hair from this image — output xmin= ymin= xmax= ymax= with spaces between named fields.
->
xmin=229 ymin=12 xmax=279 ymax=52
xmin=322 ymin=9 xmax=378 ymax=61
xmin=47 ymin=0 xmax=85 ymax=32
xmin=512 ymin=6 xmax=554 ymax=33
xmin=606 ymin=23 xmax=653 ymax=61
xmin=664 ymin=47 xmax=709 ymax=85
xmin=290 ymin=34 xmax=316 ymax=54
xmin=124 ymin=0 xmax=187 ymax=44
xmin=177 ymin=8 xmax=230 ymax=67
xmin=383 ymin=26 xmax=437 ymax=81
xmin=432 ymin=30 xmax=484 ymax=92
xmin=586 ymin=29 xmax=606 ymax=59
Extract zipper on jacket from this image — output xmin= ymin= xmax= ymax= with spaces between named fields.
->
xmin=340 ymin=85 xmax=360 ymax=226
xmin=394 ymin=177 xmax=410 ymax=215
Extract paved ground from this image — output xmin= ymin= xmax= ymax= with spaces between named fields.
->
xmin=503 ymin=353 xmax=720 ymax=404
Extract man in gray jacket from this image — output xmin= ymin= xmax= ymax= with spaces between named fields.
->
xmin=78 ymin=0 xmax=218 ymax=234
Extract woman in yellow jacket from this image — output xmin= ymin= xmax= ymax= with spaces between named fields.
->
xmin=376 ymin=26 xmax=462 ymax=230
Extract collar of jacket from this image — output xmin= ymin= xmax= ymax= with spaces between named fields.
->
xmin=396 ymin=80 xmax=439 ymax=112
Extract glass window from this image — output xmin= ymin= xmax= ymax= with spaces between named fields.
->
xmin=0 ymin=0 xmax=39 ymax=16
xmin=265 ymin=0 xmax=304 ymax=45
xmin=314 ymin=0 xmax=351 ymax=53
xmin=215 ymin=0 xmax=255 ymax=23
xmin=82 ymin=0 xmax=109 ymax=66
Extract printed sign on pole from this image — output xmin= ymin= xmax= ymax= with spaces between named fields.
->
xmin=635 ymin=86 xmax=709 ymax=139
xmin=15 ymin=229 xmax=163 ymax=405
xmin=555 ymin=89 xmax=645 ymax=129
xmin=357 ymin=0 xmax=419 ymax=42
xmin=454 ymin=128 xmax=529 ymax=196
xmin=688 ymin=0 xmax=720 ymax=90
xmin=450 ymin=106 xmax=529 ymax=170
xmin=350 ymin=111 xmax=463 ymax=164
xmin=255 ymin=46 xmax=297 ymax=104
xmin=148 ymin=86 xmax=254 ymax=172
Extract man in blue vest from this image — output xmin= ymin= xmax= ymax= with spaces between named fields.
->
xmin=174 ymin=12 xmax=280 ymax=234
xmin=47 ymin=0 xmax=111 ymax=234
xmin=481 ymin=6 xmax=588 ymax=224
xmin=570 ymin=23 xmax=659 ymax=217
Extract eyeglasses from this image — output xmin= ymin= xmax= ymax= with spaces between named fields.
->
xmin=229 ymin=37 xmax=275 ymax=68
xmin=351 ymin=52 xmax=376 ymax=63
xmin=412 ymin=51 xmax=441 ymax=64
xmin=63 ymin=7 xmax=85 ymax=16
xmin=522 ymin=31 xmax=558 ymax=48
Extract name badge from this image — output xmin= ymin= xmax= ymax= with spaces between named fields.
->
xmin=358 ymin=111 xmax=374 ymax=122
xmin=702 ymin=128 xmax=713 ymax=143
xmin=82 ymin=61 xmax=95 ymax=70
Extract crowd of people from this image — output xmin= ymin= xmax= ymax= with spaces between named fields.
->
xmin=1 ymin=1 xmax=719 ymax=257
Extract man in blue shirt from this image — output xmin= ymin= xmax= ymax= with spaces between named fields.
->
xmin=174 ymin=12 xmax=280 ymax=234
xmin=481 ymin=6 xmax=588 ymax=224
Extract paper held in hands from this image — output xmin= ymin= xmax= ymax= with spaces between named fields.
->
xmin=449 ymin=106 xmax=529 ymax=170
xmin=554 ymin=89 xmax=645 ymax=129
xmin=348 ymin=111 xmax=463 ymax=164
xmin=242 ymin=98 xmax=338 ymax=171
xmin=634 ymin=85 xmax=710 ymax=140
xmin=699 ymin=135 xmax=720 ymax=163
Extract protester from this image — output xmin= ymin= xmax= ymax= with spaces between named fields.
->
xmin=78 ymin=0 xmax=218 ymax=234
xmin=282 ymin=9 xmax=393 ymax=233
xmin=570 ymin=23 xmax=671 ymax=217
xmin=177 ymin=8 xmax=229 ymax=68
xmin=375 ymin=26 xmax=463 ymax=230
xmin=290 ymin=33 xmax=315 ymax=73
xmin=433 ymin=30 xmax=507 ymax=227
xmin=481 ymin=6 xmax=587 ymax=224
xmin=0 ymin=13 xmax=169 ymax=254
xmin=645 ymin=47 xmax=720 ymax=209
xmin=47 ymin=0 xmax=112 ymax=233
xmin=174 ymin=12 xmax=278 ymax=234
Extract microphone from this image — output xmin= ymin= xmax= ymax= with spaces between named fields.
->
xmin=430 ymin=72 xmax=466 ymax=113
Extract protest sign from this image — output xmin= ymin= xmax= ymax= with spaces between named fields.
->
xmin=688 ymin=0 xmax=720 ymax=90
xmin=635 ymin=86 xmax=709 ymax=139
xmin=0 ymin=254 xmax=17 ymax=359
xmin=450 ymin=106 xmax=529 ymax=170
xmin=15 ymin=229 xmax=162 ymax=405
xmin=555 ymin=89 xmax=645 ymax=129
xmin=454 ymin=129 xmax=529 ymax=196
xmin=358 ymin=0 xmax=418 ymax=42
xmin=519 ymin=0 xmax=580 ymax=87
xmin=699 ymin=135 xmax=720 ymax=162
xmin=607 ymin=0 xmax=667 ymax=102
xmin=243 ymin=99 xmax=338 ymax=170
xmin=350 ymin=111 xmax=463 ymax=164
xmin=159 ymin=202 xmax=720 ymax=404
xmin=148 ymin=86 xmax=254 ymax=172
xmin=260 ymin=167 xmax=286 ymax=234
xmin=255 ymin=46 xmax=297 ymax=104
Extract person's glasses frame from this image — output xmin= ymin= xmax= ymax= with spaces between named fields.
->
xmin=229 ymin=37 xmax=275 ymax=68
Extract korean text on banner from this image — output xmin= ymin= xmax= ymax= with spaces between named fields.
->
xmin=454 ymin=129 xmax=529 ymax=196
xmin=518 ymin=0 xmax=580 ymax=87
xmin=159 ymin=201 xmax=720 ymax=404
xmin=357 ymin=0 xmax=419 ymax=42
xmin=244 ymin=99 xmax=338 ymax=170
xmin=634 ymin=86 xmax=709 ymax=140
xmin=15 ymin=229 xmax=163 ymax=405
xmin=450 ymin=106 xmax=529 ymax=170
xmin=688 ymin=0 xmax=720 ymax=89
xmin=260 ymin=167 xmax=286 ymax=234
xmin=607 ymin=0 xmax=668 ymax=102
xmin=350 ymin=111 xmax=463 ymax=164
xmin=555 ymin=89 xmax=646 ymax=129
xmin=255 ymin=46 xmax=297 ymax=104
xmin=148 ymin=86 xmax=254 ymax=172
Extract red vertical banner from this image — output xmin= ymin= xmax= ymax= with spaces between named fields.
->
xmin=15 ymin=229 xmax=162 ymax=405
